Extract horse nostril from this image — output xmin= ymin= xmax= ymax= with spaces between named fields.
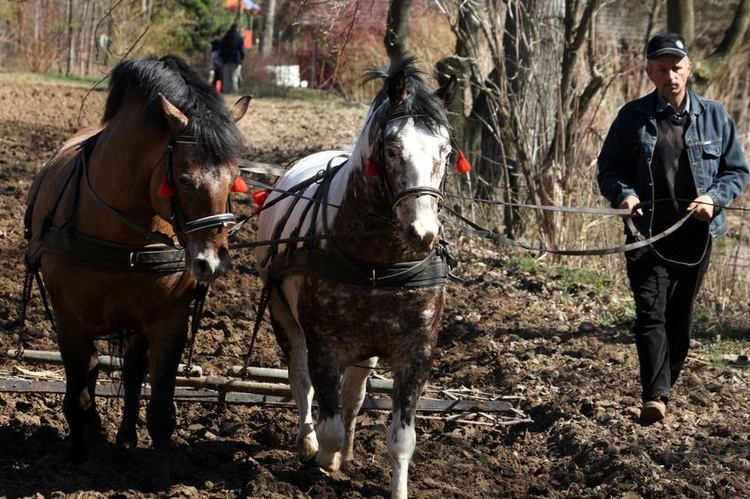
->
xmin=421 ymin=231 xmax=436 ymax=251
xmin=406 ymin=224 xmax=436 ymax=252
xmin=192 ymin=258 xmax=212 ymax=280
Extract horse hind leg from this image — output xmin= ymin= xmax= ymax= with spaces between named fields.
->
xmin=340 ymin=356 xmax=378 ymax=467
xmin=116 ymin=333 xmax=148 ymax=449
xmin=268 ymin=292 xmax=318 ymax=460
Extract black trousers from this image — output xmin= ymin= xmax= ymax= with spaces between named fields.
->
xmin=625 ymin=238 xmax=712 ymax=403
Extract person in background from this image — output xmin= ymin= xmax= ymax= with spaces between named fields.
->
xmin=597 ymin=33 xmax=748 ymax=425
xmin=219 ymin=23 xmax=245 ymax=94
xmin=208 ymin=28 xmax=224 ymax=93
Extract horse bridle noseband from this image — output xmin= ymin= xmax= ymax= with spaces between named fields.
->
xmin=372 ymin=114 xmax=447 ymax=213
xmin=164 ymin=135 xmax=237 ymax=239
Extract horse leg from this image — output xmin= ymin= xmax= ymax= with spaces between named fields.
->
xmin=116 ymin=333 xmax=148 ymax=449
xmin=144 ymin=326 xmax=186 ymax=490
xmin=269 ymin=293 xmax=318 ymax=460
xmin=340 ymin=356 xmax=378 ymax=467
xmin=58 ymin=331 xmax=103 ymax=463
xmin=388 ymin=362 xmax=431 ymax=499
xmin=308 ymin=346 xmax=345 ymax=472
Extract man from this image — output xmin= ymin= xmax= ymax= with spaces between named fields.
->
xmin=219 ymin=23 xmax=245 ymax=94
xmin=598 ymin=33 xmax=748 ymax=425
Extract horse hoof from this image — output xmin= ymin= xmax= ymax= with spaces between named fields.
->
xmin=316 ymin=451 xmax=342 ymax=472
xmin=115 ymin=428 xmax=138 ymax=449
xmin=297 ymin=433 xmax=319 ymax=461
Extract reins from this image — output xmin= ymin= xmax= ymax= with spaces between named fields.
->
xmin=234 ymin=164 xmax=736 ymax=260
xmin=443 ymin=203 xmax=694 ymax=257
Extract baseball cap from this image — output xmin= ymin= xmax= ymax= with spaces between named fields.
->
xmin=647 ymin=33 xmax=689 ymax=59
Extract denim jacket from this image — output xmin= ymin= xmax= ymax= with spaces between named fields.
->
xmin=598 ymin=89 xmax=748 ymax=238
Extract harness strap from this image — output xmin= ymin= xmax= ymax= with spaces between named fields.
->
xmin=269 ymin=246 xmax=450 ymax=288
xmin=29 ymin=227 xmax=186 ymax=272
xmin=81 ymin=147 xmax=177 ymax=247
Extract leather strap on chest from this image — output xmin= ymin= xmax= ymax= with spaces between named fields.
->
xmin=270 ymin=246 xmax=449 ymax=288
xmin=28 ymin=227 xmax=186 ymax=272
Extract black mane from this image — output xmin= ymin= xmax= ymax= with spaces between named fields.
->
xmin=103 ymin=55 xmax=244 ymax=162
xmin=364 ymin=54 xmax=451 ymax=134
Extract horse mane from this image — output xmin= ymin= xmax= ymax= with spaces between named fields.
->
xmin=363 ymin=54 xmax=451 ymax=135
xmin=103 ymin=55 xmax=244 ymax=162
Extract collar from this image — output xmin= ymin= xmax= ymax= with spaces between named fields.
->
xmin=655 ymin=91 xmax=690 ymax=116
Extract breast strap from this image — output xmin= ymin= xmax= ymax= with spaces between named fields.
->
xmin=269 ymin=245 xmax=450 ymax=288
xmin=27 ymin=227 xmax=186 ymax=273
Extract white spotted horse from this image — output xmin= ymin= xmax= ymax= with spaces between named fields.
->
xmin=23 ymin=55 xmax=250 ymax=489
xmin=255 ymin=54 xmax=463 ymax=498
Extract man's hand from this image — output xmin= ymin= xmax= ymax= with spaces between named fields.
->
xmin=619 ymin=195 xmax=643 ymax=219
xmin=688 ymin=194 xmax=715 ymax=221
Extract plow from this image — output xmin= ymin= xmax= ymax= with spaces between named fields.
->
xmin=2 ymin=348 xmax=531 ymax=427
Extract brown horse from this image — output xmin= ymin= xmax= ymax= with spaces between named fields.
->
xmin=256 ymin=55 xmax=457 ymax=498
xmin=24 ymin=55 xmax=250 ymax=488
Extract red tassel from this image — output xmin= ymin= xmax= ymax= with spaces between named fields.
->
xmin=456 ymin=150 xmax=471 ymax=173
xmin=157 ymin=174 xmax=175 ymax=198
xmin=231 ymin=176 xmax=248 ymax=193
xmin=252 ymin=189 xmax=269 ymax=209
xmin=364 ymin=154 xmax=379 ymax=177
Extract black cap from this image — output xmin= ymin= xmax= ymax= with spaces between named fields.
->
xmin=647 ymin=33 xmax=689 ymax=59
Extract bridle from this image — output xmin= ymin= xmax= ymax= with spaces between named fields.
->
xmin=83 ymin=134 xmax=237 ymax=247
xmin=163 ymin=136 xmax=237 ymax=239
xmin=370 ymin=114 xmax=447 ymax=213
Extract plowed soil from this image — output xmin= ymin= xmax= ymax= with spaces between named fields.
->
xmin=0 ymin=76 xmax=749 ymax=498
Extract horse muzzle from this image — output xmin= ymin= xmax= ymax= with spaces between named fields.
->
xmin=394 ymin=194 xmax=441 ymax=252
xmin=185 ymin=241 xmax=231 ymax=282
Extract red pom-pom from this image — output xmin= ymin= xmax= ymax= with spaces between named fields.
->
xmin=364 ymin=154 xmax=379 ymax=177
xmin=252 ymin=189 xmax=269 ymax=208
xmin=456 ymin=151 xmax=471 ymax=173
xmin=231 ymin=176 xmax=248 ymax=193
xmin=157 ymin=174 xmax=175 ymax=198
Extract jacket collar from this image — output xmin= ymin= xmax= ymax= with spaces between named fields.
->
xmin=636 ymin=89 xmax=704 ymax=117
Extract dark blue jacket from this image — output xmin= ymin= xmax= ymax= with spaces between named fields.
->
xmin=219 ymin=30 xmax=245 ymax=65
xmin=598 ymin=89 xmax=748 ymax=238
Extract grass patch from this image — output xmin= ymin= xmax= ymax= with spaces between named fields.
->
xmin=0 ymin=71 xmax=102 ymax=89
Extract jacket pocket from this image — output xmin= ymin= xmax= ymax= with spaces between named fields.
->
xmin=701 ymin=140 xmax=721 ymax=159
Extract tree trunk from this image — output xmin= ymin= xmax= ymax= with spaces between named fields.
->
xmin=260 ymin=0 xmax=276 ymax=56
xmin=691 ymin=0 xmax=750 ymax=92
xmin=667 ymin=0 xmax=694 ymax=44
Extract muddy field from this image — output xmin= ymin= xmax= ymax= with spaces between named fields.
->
xmin=0 ymin=75 xmax=749 ymax=498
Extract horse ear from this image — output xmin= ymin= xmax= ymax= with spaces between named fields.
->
xmin=158 ymin=93 xmax=189 ymax=135
xmin=231 ymin=95 xmax=252 ymax=122
xmin=435 ymin=75 xmax=458 ymax=106
xmin=388 ymin=71 xmax=409 ymax=105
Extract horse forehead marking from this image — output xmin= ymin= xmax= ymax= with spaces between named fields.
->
xmin=385 ymin=122 xmax=448 ymax=183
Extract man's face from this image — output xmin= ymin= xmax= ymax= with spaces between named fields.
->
xmin=646 ymin=55 xmax=692 ymax=102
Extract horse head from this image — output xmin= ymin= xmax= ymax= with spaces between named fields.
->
xmin=363 ymin=57 xmax=457 ymax=253
xmin=151 ymin=93 xmax=250 ymax=282
xmin=101 ymin=56 xmax=251 ymax=282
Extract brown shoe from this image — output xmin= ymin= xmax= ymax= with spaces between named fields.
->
xmin=640 ymin=398 xmax=666 ymax=425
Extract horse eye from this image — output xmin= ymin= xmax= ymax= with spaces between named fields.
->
xmin=177 ymin=176 xmax=194 ymax=188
